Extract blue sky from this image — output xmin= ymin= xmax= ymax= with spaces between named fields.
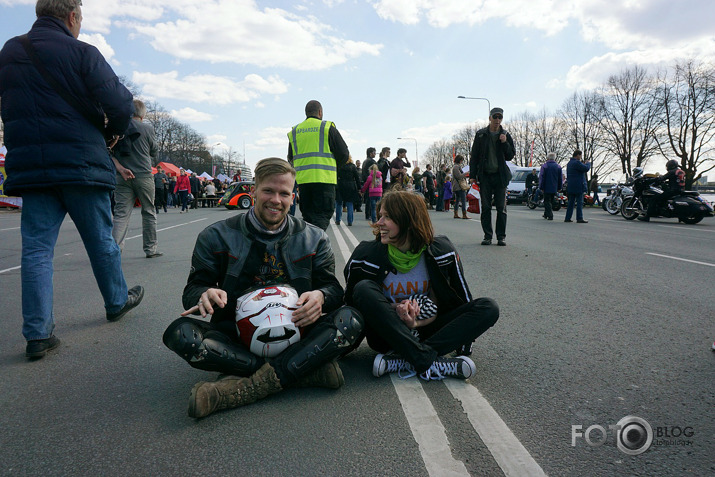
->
xmin=2 ymin=0 xmax=714 ymax=171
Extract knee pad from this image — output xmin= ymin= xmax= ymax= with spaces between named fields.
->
xmin=163 ymin=319 xmax=204 ymax=360
xmin=332 ymin=306 xmax=363 ymax=347
xmin=163 ymin=319 xmax=260 ymax=375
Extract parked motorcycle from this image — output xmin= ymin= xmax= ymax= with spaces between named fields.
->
xmin=603 ymin=178 xmax=634 ymax=215
xmin=526 ymin=185 xmax=563 ymax=211
xmin=620 ymin=174 xmax=713 ymax=224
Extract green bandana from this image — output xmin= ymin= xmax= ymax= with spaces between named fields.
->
xmin=388 ymin=244 xmax=427 ymax=274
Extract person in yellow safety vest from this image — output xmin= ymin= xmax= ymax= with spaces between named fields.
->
xmin=287 ymin=100 xmax=349 ymax=230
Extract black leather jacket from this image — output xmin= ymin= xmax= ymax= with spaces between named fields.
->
xmin=183 ymin=213 xmax=344 ymax=324
xmin=343 ymin=236 xmax=472 ymax=315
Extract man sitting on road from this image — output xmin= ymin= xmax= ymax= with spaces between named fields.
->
xmin=163 ymin=157 xmax=364 ymax=419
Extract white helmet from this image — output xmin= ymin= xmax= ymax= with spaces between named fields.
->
xmin=235 ymin=285 xmax=301 ymax=358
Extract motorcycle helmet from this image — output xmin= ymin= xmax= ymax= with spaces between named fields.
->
xmin=666 ymin=159 xmax=679 ymax=171
xmin=235 ymin=285 xmax=301 ymax=358
xmin=632 ymin=167 xmax=644 ymax=178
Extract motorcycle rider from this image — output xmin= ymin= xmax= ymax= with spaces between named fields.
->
xmin=525 ymin=168 xmax=539 ymax=202
xmin=638 ymin=159 xmax=685 ymax=222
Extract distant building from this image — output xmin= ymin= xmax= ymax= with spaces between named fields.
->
xmin=235 ymin=162 xmax=253 ymax=181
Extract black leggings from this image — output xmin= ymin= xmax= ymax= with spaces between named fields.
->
xmin=351 ymin=280 xmax=499 ymax=373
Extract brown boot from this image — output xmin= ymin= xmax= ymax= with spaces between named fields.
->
xmin=294 ymin=361 xmax=344 ymax=389
xmin=453 ymin=210 xmax=459 ymax=219
xmin=188 ymin=362 xmax=282 ymax=418
xmin=462 ymin=212 xmax=471 ymax=219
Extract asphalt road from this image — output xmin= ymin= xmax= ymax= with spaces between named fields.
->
xmin=0 ymin=201 xmax=713 ymax=476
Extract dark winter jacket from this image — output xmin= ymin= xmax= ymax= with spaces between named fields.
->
xmin=566 ymin=158 xmax=591 ymax=194
xmin=337 ymin=162 xmax=361 ymax=203
xmin=538 ymin=160 xmax=563 ymax=193
xmin=469 ymin=126 xmax=515 ymax=188
xmin=344 ymin=236 xmax=472 ymax=316
xmin=0 ymin=16 xmax=133 ymax=194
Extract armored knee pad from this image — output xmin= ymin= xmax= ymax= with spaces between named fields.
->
xmin=163 ymin=317 xmax=261 ymax=376
xmin=332 ymin=306 xmax=363 ymax=348
xmin=273 ymin=307 xmax=363 ymax=385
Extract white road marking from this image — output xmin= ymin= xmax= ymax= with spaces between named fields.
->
xmin=329 ymin=223 xmax=353 ymax=261
xmin=646 ymin=252 xmax=715 ymax=267
xmin=0 ymin=227 xmax=21 ymax=231
xmin=445 ymin=380 xmax=548 ymax=477
xmin=126 ymin=218 xmax=208 ymax=240
xmin=391 ymin=375 xmax=470 ymax=477
xmin=657 ymin=224 xmax=715 ymax=233
xmin=0 ymin=265 xmax=21 ymax=274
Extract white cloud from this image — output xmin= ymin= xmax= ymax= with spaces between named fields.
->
xmin=170 ymin=107 xmax=214 ymax=122
xmin=78 ymin=33 xmax=116 ymax=63
xmin=132 ymin=71 xmax=289 ymax=105
xmin=253 ymin=126 xmax=291 ymax=149
xmin=125 ymin=0 xmax=382 ymax=70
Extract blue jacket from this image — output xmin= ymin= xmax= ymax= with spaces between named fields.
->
xmin=566 ymin=158 xmax=591 ymax=194
xmin=0 ymin=16 xmax=133 ymax=194
xmin=538 ymin=160 xmax=563 ymax=193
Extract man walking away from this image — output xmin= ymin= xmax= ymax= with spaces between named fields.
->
xmin=287 ymin=100 xmax=349 ymax=230
xmin=0 ymin=0 xmax=144 ymax=359
xmin=538 ymin=152 xmax=563 ymax=220
xmin=469 ymin=107 xmax=515 ymax=246
xmin=564 ymin=150 xmax=591 ymax=223
xmin=111 ymin=99 xmax=162 ymax=258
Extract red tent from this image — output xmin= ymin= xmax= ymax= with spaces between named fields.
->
xmin=157 ymin=161 xmax=181 ymax=177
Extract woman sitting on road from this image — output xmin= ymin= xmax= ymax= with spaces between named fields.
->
xmin=343 ymin=190 xmax=499 ymax=380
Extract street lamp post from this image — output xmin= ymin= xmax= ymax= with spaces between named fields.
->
xmin=210 ymin=141 xmax=223 ymax=177
xmin=457 ymin=95 xmax=491 ymax=117
xmin=397 ymin=137 xmax=418 ymax=169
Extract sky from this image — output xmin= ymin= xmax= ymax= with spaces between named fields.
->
xmin=2 ymin=0 xmax=715 ymax=172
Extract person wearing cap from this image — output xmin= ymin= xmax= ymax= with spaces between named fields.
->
xmin=469 ymin=107 xmax=515 ymax=246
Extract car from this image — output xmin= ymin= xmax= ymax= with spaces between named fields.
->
xmin=506 ymin=166 xmax=536 ymax=204
xmin=218 ymin=181 xmax=255 ymax=210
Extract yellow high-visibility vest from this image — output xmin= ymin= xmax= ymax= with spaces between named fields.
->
xmin=288 ymin=117 xmax=337 ymax=185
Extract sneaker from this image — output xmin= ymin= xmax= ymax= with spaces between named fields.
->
xmin=373 ymin=353 xmax=413 ymax=378
xmin=497 ymin=239 xmax=506 ymax=246
xmin=25 ymin=335 xmax=60 ymax=359
xmin=481 ymin=239 xmax=492 ymax=245
xmin=457 ymin=342 xmax=473 ymax=356
xmin=146 ymin=252 xmax=163 ymax=258
xmin=106 ymin=285 xmax=144 ymax=322
xmin=420 ymin=356 xmax=476 ymax=381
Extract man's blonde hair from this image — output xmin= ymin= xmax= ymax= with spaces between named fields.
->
xmin=254 ymin=157 xmax=296 ymax=186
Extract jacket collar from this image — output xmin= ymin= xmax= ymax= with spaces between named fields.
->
xmin=33 ymin=16 xmax=74 ymax=39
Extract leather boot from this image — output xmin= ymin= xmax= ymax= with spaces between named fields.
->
xmin=453 ymin=209 xmax=459 ymax=219
xmin=294 ymin=360 xmax=344 ymax=389
xmin=188 ymin=362 xmax=282 ymax=418
xmin=462 ymin=211 xmax=471 ymax=219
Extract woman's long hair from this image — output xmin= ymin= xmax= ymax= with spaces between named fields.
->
xmin=374 ymin=190 xmax=434 ymax=252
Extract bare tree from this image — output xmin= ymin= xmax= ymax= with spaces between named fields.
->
xmin=507 ymin=111 xmax=537 ymax=166
xmin=451 ymin=124 xmax=477 ymax=161
xmin=655 ymin=60 xmax=715 ymax=188
xmin=560 ymin=91 xmax=617 ymax=179
xmin=530 ymin=107 xmax=570 ymax=165
xmin=597 ymin=65 xmax=661 ymax=175
xmin=422 ymin=139 xmax=453 ymax=170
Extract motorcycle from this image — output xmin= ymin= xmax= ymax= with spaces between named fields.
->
xmin=603 ymin=178 xmax=634 ymax=215
xmin=620 ymin=176 xmax=714 ymax=224
xmin=526 ymin=185 xmax=563 ymax=211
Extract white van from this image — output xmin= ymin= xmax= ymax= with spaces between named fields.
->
xmin=506 ymin=166 xmax=536 ymax=203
